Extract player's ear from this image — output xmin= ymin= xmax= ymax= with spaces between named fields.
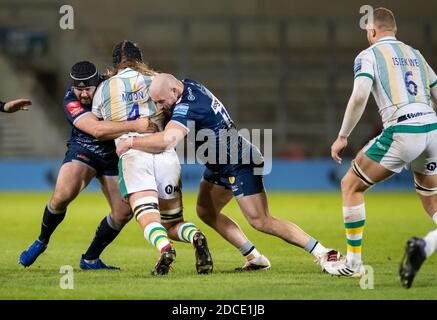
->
xmin=372 ymin=29 xmax=376 ymax=38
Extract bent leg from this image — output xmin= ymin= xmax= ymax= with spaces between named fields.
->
xmin=413 ymin=172 xmax=437 ymax=222
xmin=81 ymin=175 xmax=133 ymax=262
xmin=159 ymin=197 xmax=186 ymax=241
xmin=196 ymin=179 xmax=270 ymax=269
xmin=42 ymin=161 xmax=95 ymax=243
xmin=160 ymin=197 xmax=214 ymax=274
xmin=341 ymin=151 xmax=395 ymax=267
xmin=237 ymin=191 xmax=313 ymax=248
xmin=196 ymin=179 xmax=247 ymax=248
xmin=19 ymin=161 xmax=94 ymax=267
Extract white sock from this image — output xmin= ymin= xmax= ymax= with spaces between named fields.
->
xmin=144 ymin=222 xmax=171 ymax=253
xmin=432 ymin=211 xmax=437 ymax=225
xmin=246 ymin=248 xmax=261 ymax=261
xmin=310 ymin=243 xmax=327 ymax=257
xmin=424 ymin=228 xmax=437 ymax=258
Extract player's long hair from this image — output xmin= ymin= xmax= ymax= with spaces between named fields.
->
xmin=103 ymin=60 xmax=157 ymax=79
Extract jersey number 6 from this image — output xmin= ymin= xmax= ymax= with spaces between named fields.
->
xmin=404 ymin=71 xmax=418 ymax=96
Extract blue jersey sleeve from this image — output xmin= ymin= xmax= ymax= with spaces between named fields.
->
xmin=63 ymin=87 xmax=89 ymax=125
xmin=170 ymin=103 xmax=190 ymax=129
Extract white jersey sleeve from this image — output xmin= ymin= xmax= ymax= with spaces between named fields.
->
xmin=428 ymin=63 xmax=437 ymax=109
xmin=353 ymin=50 xmax=375 ymax=81
xmin=427 ymin=62 xmax=437 ymax=89
xmin=92 ymin=83 xmax=104 ymax=119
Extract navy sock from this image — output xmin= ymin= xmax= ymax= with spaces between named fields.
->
xmin=83 ymin=216 xmax=120 ymax=260
xmin=38 ymin=205 xmax=66 ymax=244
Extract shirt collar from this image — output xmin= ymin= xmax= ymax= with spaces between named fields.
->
xmin=376 ymin=36 xmax=397 ymax=43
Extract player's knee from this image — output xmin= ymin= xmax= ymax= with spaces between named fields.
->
xmin=341 ymin=174 xmax=366 ymax=196
xmin=248 ymin=215 xmax=272 ymax=233
xmin=111 ymin=210 xmax=133 ymax=226
xmin=340 ymin=175 xmax=353 ymax=193
xmin=196 ymin=205 xmax=217 ymax=225
xmin=50 ymin=191 xmax=75 ymax=211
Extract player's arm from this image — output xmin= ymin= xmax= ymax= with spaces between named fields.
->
xmin=0 ymin=99 xmax=32 ymax=113
xmin=116 ymin=121 xmax=188 ymax=156
xmin=74 ymin=113 xmax=153 ymax=140
xmin=331 ymin=76 xmax=373 ymax=164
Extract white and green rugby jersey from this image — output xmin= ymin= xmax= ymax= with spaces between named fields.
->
xmin=354 ymin=36 xmax=437 ymax=128
xmin=92 ymin=68 xmax=165 ymax=141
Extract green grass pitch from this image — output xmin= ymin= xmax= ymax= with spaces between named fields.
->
xmin=0 ymin=191 xmax=436 ymax=300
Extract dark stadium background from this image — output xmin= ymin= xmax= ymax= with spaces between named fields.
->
xmin=0 ymin=0 xmax=435 ymax=191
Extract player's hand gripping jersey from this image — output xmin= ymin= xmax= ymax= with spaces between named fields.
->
xmin=354 ymin=36 xmax=437 ymax=127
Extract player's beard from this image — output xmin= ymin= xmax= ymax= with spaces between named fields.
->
xmin=80 ymin=98 xmax=92 ymax=105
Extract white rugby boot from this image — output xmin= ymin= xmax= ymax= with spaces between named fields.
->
xmin=323 ymin=257 xmax=365 ymax=278
xmin=235 ymin=254 xmax=271 ymax=272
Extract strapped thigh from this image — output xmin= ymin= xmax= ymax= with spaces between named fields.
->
xmin=351 ymin=159 xmax=375 ymax=187
xmin=414 ymin=180 xmax=437 ymax=196
xmin=132 ymin=197 xmax=159 ymax=220
xmin=160 ymin=207 xmax=184 ymax=224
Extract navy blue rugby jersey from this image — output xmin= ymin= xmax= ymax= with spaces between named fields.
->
xmin=63 ymin=87 xmax=116 ymax=158
xmin=170 ymin=79 xmax=264 ymax=174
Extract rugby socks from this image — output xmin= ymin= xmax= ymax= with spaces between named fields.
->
xmin=304 ymin=238 xmax=327 ymax=257
xmin=177 ymin=222 xmax=198 ymax=244
xmin=343 ymin=204 xmax=366 ymax=266
xmin=144 ymin=222 xmax=171 ymax=253
xmin=424 ymin=228 xmax=437 ymax=258
xmin=83 ymin=215 xmax=121 ymax=260
xmin=239 ymin=240 xmax=261 ymax=261
xmin=38 ymin=203 xmax=66 ymax=244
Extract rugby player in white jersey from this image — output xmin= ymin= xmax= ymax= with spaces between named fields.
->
xmin=92 ymin=41 xmax=213 ymax=275
xmin=326 ymin=7 xmax=437 ymax=277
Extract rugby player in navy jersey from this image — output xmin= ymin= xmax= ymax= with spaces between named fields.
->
xmin=117 ymin=73 xmax=340 ymax=271
xmin=0 ymin=99 xmax=32 ymax=113
xmin=19 ymin=61 xmax=152 ymax=269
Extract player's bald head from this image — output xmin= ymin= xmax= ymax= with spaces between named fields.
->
xmin=373 ymin=7 xmax=397 ymax=34
xmin=149 ymin=73 xmax=180 ymax=100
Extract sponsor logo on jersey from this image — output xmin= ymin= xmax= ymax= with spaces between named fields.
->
xmin=66 ymin=101 xmax=85 ymax=118
xmin=211 ymin=98 xmax=222 ymax=114
xmin=427 ymin=162 xmax=436 ymax=171
xmin=76 ymin=153 xmax=90 ymax=163
xmin=187 ymin=87 xmax=196 ymax=101
xmin=173 ymin=104 xmax=189 ymax=117
xmin=228 ymin=176 xmax=235 ymax=184
xmin=354 ymin=58 xmax=362 ymax=75
xmin=165 ymin=185 xmax=181 ymax=194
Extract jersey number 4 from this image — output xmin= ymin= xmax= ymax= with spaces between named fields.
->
xmin=127 ymin=103 xmax=140 ymax=120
